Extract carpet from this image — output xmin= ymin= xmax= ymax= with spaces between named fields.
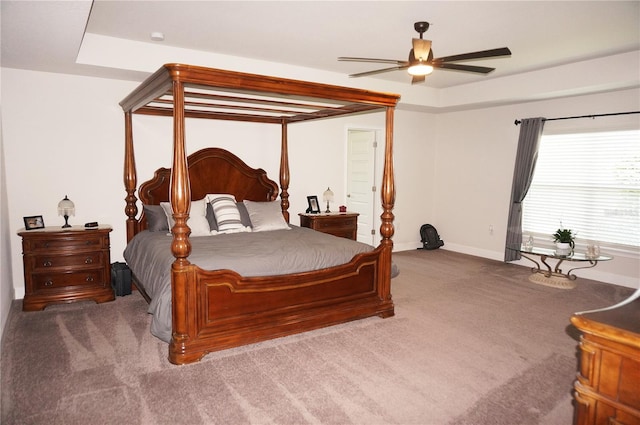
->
xmin=1 ymin=249 xmax=634 ymax=424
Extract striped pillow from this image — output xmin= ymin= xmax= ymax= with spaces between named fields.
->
xmin=207 ymin=194 xmax=251 ymax=234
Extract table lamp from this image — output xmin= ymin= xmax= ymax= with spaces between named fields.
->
xmin=58 ymin=195 xmax=75 ymax=228
xmin=323 ymin=187 xmax=334 ymax=213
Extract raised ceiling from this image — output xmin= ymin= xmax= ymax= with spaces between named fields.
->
xmin=2 ymin=1 xmax=639 ymax=110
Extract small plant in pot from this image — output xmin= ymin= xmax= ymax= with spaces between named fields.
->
xmin=553 ymin=228 xmax=575 ymax=251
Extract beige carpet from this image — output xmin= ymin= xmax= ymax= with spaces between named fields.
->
xmin=1 ymin=249 xmax=634 ymax=424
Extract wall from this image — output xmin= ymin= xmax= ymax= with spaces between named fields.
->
xmin=1 ymin=104 xmax=16 ymax=349
xmin=2 ymin=68 xmax=637 ymax=307
xmin=1 ymin=68 xmax=431 ymax=299
xmin=434 ymin=88 xmax=640 ymax=288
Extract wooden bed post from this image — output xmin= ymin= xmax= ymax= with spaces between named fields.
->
xmin=380 ymin=106 xmax=396 ymax=245
xmin=280 ymin=120 xmax=290 ymax=223
xmin=169 ymin=80 xmax=193 ymax=364
xmin=378 ymin=106 xmax=395 ymax=301
xmin=124 ymin=111 xmax=138 ymax=242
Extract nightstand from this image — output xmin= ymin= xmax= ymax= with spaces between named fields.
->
xmin=18 ymin=225 xmax=115 ymax=311
xmin=299 ymin=212 xmax=359 ymax=240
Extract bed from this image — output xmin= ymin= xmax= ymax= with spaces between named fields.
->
xmin=120 ymin=64 xmax=400 ymax=365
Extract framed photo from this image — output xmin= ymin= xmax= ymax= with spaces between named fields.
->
xmin=24 ymin=215 xmax=45 ymax=230
xmin=306 ymin=196 xmax=321 ymax=214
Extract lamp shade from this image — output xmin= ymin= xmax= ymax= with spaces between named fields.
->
xmin=323 ymin=187 xmax=334 ymax=202
xmin=323 ymin=187 xmax=334 ymax=213
xmin=58 ymin=195 xmax=75 ymax=228
xmin=58 ymin=196 xmax=75 ymax=216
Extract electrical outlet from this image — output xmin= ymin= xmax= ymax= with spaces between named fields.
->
xmin=489 ymin=224 xmax=494 ymax=235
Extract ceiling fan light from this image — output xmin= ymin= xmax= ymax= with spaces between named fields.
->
xmin=407 ymin=63 xmax=434 ymax=76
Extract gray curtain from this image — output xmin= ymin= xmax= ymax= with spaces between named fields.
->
xmin=504 ymin=117 xmax=546 ymax=261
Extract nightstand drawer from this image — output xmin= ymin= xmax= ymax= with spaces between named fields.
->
xmin=33 ymin=269 xmax=106 ymax=290
xmin=314 ymin=217 xmax=356 ymax=230
xmin=32 ymin=252 xmax=105 ymax=271
xmin=24 ymin=234 xmax=106 ymax=252
xmin=299 ymin=213 xmax=359 ymax=240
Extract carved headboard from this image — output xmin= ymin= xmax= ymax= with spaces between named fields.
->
xmin=136 ymin=148 xmax=280 ymax=231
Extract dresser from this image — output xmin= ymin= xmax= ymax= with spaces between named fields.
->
xmin=299 ymin=212 xmax=359 ymax=240
xmin=18 ymin=225 xmax=115 ymax=311
xmin=571 ymin=294 xmax=640 ymax=425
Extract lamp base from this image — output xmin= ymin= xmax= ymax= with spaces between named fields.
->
xmin=325 ymin=202 xmax=330 ymax=213
xmin=62 ymin=215 xmax=71 ymax=228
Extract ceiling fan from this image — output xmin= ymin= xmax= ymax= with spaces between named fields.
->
xmin=338 ymin=21 xmax=512 ymax=84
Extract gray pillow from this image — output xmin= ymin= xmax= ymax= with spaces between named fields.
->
xmin=143 ymin=204 xmax=169 ymax=232
xmin=236 ymin=202 xmax=253 ymax=227
xmin=206 ymin=202 xmax=217 ymax=231
xmin=243 ymin=200 xmax=290 ymax=232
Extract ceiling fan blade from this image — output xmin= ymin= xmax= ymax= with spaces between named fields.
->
xmin=349 ymin=64 xmax=409 ymax=78
xmin=434 ymin=47 xmax=512 ymax=63
xmin=338 ymin=57 xmax=406 ymax=65
xmin=411 ymin=75 xmax=426 ymax=84
xmin=411 ymin=39 xmax=432 ymax=61
xmin=434 ymin=63 xmax=496 ymax=74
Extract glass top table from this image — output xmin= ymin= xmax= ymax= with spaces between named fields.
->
xmin=510 ymin=245 xmax=613 ymax=289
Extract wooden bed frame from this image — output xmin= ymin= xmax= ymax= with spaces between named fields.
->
xmin=120 ymin=64 xmax=400 ymax=365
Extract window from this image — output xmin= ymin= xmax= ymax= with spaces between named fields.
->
xmin=523 ymin=130 xmax=640 ymax=248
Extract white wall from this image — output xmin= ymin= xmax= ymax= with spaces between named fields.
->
xmin=1 ymin=68 xmax=431 ymax=299
xmin=434 ymin=88 xmax=640 ymax=288
xmin=2 ymin=68 xmax=638 ymax=307
xmin=1 ymin=104 xmax=16 ymax=348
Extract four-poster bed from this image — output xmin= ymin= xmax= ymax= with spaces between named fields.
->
xmin=120 ymin=64 xmax=400 ymax=365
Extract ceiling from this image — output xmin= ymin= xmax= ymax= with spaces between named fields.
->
xmin=2 ymin=1 xmax=639 ymax=105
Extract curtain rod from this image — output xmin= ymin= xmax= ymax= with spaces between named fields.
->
xmin=514 ymin=110 xmax=640 ymax=125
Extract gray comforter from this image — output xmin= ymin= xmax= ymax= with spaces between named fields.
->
xmin=123 ymin=225 xmax=376 ymax=342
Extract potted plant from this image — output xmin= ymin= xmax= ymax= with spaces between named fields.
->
xmin=553 ymin=228 xmax=575 ymax=251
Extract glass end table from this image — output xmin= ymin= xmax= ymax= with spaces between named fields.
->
xmin=510 ymin=245 xmax=613 ymax=289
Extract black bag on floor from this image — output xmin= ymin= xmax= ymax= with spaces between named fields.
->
xmin=111 ymin=262 xmax=132 ymax=296
xmin=419 ymin=224 xmax=444 ymax=250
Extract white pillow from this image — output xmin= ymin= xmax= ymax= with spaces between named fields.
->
xmin=160 ymin=198 xmax=211 ymax=237
xmin=243 ymin=200 xmax=290 ymax=232
xmin=207 ymin=194 xmax=252 ymax=234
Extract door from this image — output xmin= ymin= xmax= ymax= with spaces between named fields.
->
xmin=347 ymin=129 xmax=377 ymax=245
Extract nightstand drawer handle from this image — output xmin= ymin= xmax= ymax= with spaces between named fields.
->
xmin=43 ymin=260 xmax=52 ymax=267
xmin=85 ymin=257 xmax=93 ymax=264
xmin=85 ymin=276 xmax=94 ymax=282
xmin=44 ymin=280 xmax=53 ymax=287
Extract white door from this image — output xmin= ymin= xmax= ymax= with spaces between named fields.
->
xmin=347 ymin=129 xmax=377 ymax=245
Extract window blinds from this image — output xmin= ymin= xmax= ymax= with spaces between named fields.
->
xmin=522 ymin=130 xmax=640 ymax=247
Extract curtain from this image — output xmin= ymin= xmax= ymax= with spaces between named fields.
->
xmin=504 ymin=117 xmax=546 ymax=261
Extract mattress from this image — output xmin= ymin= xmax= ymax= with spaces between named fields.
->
xmin=124 ymin=225 xmax=378 ymax=342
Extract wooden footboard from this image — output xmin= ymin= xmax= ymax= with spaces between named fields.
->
xmin=169 ymin=246 xmax=394 ymax=365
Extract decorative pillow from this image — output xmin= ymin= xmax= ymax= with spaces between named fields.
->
xmin=143 ymin=204 xmax=169 ymax=232
xmin=236 ymin=202 xmax=253 ymax=228
xmin=206 ymin=202 xmax=217 ymax=231
xmin=160 ymin=198 xmax=211 ymax=236
xmin=243 ymin=200 xmax=290 ymax=232
xmin=207 ymin=194 xmax=252 ymax=234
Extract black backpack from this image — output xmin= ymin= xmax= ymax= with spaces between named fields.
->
xmin=419 ymin=224 xmax=444 ymax=250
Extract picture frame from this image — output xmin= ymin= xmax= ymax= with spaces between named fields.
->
xmin=23 ymin=215 xmax=45 ymax=230
xmin=306 ymin=196 xmax=321 ymax=214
